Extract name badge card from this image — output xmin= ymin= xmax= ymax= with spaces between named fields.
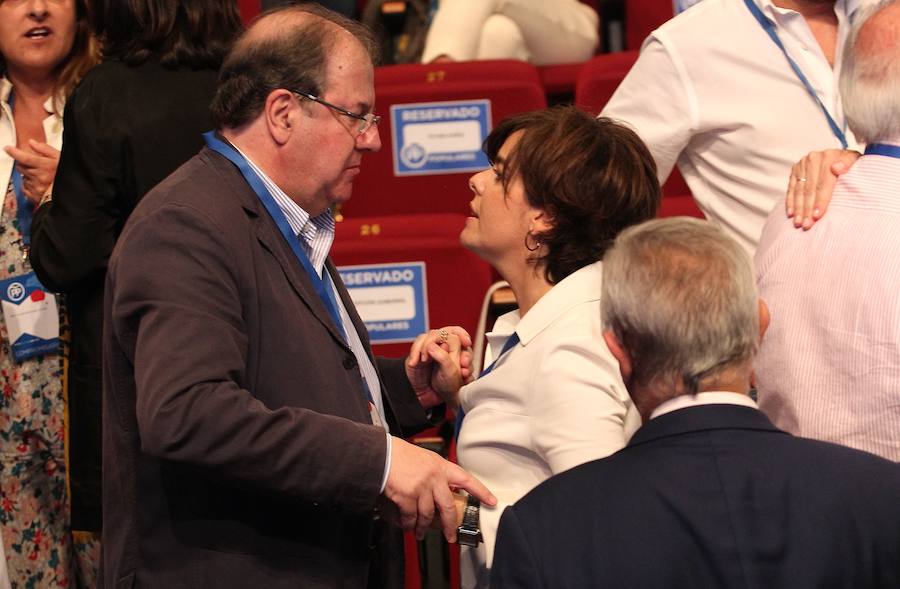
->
xmin=338 ymin=262 xmax=428 ymax=344
xmin=0 ymin=272 xmax=59 ymax=362
xmin=391 ymin=100 xmax=491 ymax=176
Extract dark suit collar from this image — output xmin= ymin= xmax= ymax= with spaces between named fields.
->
xmin=628 ymin=404 xmax=788 ymax=448
xmin=204 ymin=147 xmax=404 ymax=428
xmin=202 ymin=146 xmax=350 ymax=349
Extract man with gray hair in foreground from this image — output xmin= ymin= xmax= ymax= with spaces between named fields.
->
xmin=755 ymin=0 xmax=900 ymax=461
xmin=490 ymin=218 xmax=900 ymax=589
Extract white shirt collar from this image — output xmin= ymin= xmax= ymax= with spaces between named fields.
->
xmin=757 ymin=0 xmax=860 ymax=21
xmin=650 ymin=391 xmax=758 ymax=420
xmin=1 ymin=76 xmax=56 ymax=114
xmin=493 ymin=260 xmax=604 ymax=346
xmin=228 ymin=142 xmax=335 ymax=274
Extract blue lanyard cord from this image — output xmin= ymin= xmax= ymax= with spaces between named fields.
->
xmin=455 ymin=332 xmax=520 ymax=439
xmin=10 ymin=167 xmax=33 ymax=248
xmin=743 ymin=0 xmax=848 ymax=149
xmin=7 ymin=92 xmax=35 ymax=248
xmin=864 ymin=143 xmax=900 ymax=159
xmin=202 ymin=132 xmax=346 ymax=340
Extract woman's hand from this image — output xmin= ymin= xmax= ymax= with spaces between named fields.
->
xmin=406 ymin=326 xmax=474 ymax=409
xmin=4 ymin=140 xmax=61 ymax=205
xmin=786 ymin=149 xmax=860 ymax=229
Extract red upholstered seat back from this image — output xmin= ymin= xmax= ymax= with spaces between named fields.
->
xmin=626 ymin=0 xmax=676 ymax=49
xmin=331 ymin=213 xmax=493 ymax=358
xmin=341 ymin=60 xmax=546 ymax=219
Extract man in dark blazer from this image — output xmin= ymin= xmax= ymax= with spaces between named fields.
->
xmin=102 ymin=5 xmax=493 ymax=588
xmin=491 ymin=218 xmax=900 ymax=589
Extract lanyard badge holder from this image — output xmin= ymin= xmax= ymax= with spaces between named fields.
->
xmin=1 ymin=164 xmax=60 ymax=362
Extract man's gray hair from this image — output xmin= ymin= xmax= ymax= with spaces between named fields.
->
xmin=840 ymin=0 xmax=900 ymax=144
xmin=601 ymin=218 xmax=759 ymax=394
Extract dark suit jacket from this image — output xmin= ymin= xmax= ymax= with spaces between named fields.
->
xmin=102 ymin=147 xmax=431 ymax=588
xmin=30 ymin=58 xmax=220 ymax=530
xmin=491 ymin=404 xmax=900 ymax=589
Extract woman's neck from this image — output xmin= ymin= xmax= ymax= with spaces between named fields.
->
xmin=504 ymin=265 xmax=553 ymax=318
xmin=6 ymin=66 xmax=55 ymax=106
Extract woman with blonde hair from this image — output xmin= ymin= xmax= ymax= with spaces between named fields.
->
xmin=0 ymin=0 xmax=98 ymax=585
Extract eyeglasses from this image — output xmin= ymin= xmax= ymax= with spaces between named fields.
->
xmin=292 ymin=90 xmax=381 ymax=135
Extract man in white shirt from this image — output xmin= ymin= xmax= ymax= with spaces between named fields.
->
xmin=602 ymin=0 xmax=871 ymax=255
xmin=755 ymin=0 xmax=900 ymax=461
xmin=490 ymin=217 xmax=900 ymax=588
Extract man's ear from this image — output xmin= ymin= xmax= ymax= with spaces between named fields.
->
xmin=264 ymin=89 xmax=297 ymax=146
xmin=603 ymin=330 xmax=632 ymax=383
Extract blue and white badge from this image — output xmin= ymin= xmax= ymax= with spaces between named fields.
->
xmin=391 ymin=100 xmax=491 ymax=176
xmin=338 ymin=262 xmax=428 ymax=343
xmin=0 ymin=272 xmax=59 ymax=362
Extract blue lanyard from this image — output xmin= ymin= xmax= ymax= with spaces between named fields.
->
xmin=203 ymin=132 xmax=347 ymax=339
xmin=7 ymin=92 xmax=35 ymax=248
xmin=455 ymin=332 xmax=520 ymax=439
xmin=743 ymin=0 xmax=848 ymax=149
xmin=864 ymin=143 xmax=900 ymax=159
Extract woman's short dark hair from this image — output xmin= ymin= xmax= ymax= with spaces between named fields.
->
xmin=91 ymin=0 xmax=243 ymax=68
xmin=210 ymin=3 xmax=379 ymax=130
xmin=484 ymin=106 xmax=661 ymax=284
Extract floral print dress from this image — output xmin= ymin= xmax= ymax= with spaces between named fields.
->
xmin=0 ymin=182 xmax=73 ymax=588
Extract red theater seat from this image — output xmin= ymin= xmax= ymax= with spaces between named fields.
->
xmin=626 ymin=0 xmax=676 ymax=50
xmin=340 ymin=61 xmax=547 ymax=219
xmin=331 ymin=214 xmax=494 ymax=359
xmin=574 ymin=50 xmax=639 ymax=113
xmin=238 ymin=0 xmax=260 ymax=24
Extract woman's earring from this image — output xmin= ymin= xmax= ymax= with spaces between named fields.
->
xmin=524 ymin=232 xmax=541 ymax=252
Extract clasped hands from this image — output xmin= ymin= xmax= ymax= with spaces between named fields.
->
xmin=404 ymin=325 xmax=474 ymax=410
xmin=380 ymin=326 xmax=493 ymax=544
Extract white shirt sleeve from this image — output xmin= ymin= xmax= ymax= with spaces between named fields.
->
xmin=529 ymin=334 xmax=632 ymax=474
xmin=380 ymin=430 xmax=392 ymax=494
xmin=601 ymin=36 xmax=696 ymax=183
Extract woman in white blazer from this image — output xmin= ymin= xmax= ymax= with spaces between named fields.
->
xmin=410 ymin=106 xmax=661 ymax=588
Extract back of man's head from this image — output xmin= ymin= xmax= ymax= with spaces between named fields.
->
xmin=840 ymin=0 xmax=900 ymax=144
xmin=601 ymin=217 xmax=759 ymax=397
xmin=209 ymin=3 xmax=379 ymax=131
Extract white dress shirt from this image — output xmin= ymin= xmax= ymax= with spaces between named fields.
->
xmin=456 ymin=261 xmax=641 ymax=587
xmin=601 ymin=0 xmax=869 ymax=255
xmin=755 ymin=140 xmax=900 ymax=462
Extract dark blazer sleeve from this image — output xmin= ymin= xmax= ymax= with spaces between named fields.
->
xmin=491 ymin=506 xmax=545 ymax=589
xmin=108 ymin=200 xmax=388 ymax=514
xmin=376 ymin=357 xmax=434 ymax=436
xmin=30 ymin=75 xmax=124 ymax=293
